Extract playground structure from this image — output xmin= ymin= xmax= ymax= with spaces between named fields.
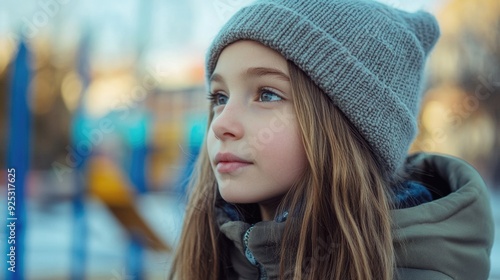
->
xmin=1 ymin=24 xmax=206 ymax=278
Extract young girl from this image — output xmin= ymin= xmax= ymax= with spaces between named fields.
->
xmin=170 ymin=0 xmax=494 ymax=279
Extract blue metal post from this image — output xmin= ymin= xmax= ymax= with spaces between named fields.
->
xmin=70 ymin=31 xmax=92 ymax=280
xmin=127 ymin=120 xmax=148 ymax=280
xmin=5 ymin=40 xmax=31 ymax=280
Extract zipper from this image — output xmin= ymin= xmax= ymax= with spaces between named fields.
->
xmin=243 ymin=225 xmax=268 ymax=280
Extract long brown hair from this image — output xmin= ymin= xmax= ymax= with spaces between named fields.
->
xmin=169 ymin=61 xmax=395 ymax=280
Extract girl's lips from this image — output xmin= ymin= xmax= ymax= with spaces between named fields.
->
xmin=216 ymin=161 xmax=252 ymax=173
xmin=214 ymin=152 xmax=253 ymax=173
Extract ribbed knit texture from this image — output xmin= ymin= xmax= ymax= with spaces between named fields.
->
xmin=206 ymin=0 xmax=440 ymax=176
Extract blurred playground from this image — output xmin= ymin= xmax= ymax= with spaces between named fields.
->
xmin=0 ymin=0 xmax=499 ymax=279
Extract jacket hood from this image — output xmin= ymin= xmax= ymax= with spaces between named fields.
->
xmin=393 ymin=153 xmax=494 ymax=280
xmin=216 ymin=153 xmax=494 ymax=280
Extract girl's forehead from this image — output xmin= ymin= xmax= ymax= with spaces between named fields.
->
xmin=214 ymin=40 xmax=288 ymax=74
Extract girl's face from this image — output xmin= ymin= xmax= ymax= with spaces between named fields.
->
xmin=207 ymin=40 xmax=307 ymax=216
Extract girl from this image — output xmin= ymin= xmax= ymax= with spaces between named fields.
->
xmin=170 ymin=0 xmax=494 ymax=279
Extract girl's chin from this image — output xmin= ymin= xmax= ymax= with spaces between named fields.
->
xmin=218 ymin=188 xmax=260 ymax=204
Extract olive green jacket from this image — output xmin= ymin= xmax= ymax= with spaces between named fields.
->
xmin=216 ymin=153 xmax=494 ymax=279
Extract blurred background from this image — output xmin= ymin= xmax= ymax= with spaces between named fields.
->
xmin=0 ymin=0 xmax=498 ymax=279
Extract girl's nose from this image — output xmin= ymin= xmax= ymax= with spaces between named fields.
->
xmin=211 ymin=103 xmax=244 ymax=141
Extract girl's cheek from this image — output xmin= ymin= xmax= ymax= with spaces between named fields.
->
xmin=206 ymin=129 xmax=218 ymax=156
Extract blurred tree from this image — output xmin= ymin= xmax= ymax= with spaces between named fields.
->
xmin=414 ymin=0 xmax=500 ymax=187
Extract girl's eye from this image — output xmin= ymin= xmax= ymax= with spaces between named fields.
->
xmin=208 ymin=92 xmax=229 ymax=106
xmin=259 ymin=89 xmax=283 ymax=102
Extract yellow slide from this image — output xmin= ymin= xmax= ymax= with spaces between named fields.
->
xmin=87 ymin=155 xmax=171 ymax=252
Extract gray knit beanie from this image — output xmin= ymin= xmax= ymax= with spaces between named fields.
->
xmin=205 ymin=0 xmax=440 ymax=176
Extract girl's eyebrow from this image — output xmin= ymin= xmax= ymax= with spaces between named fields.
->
xmin=210 ymin=66 xmax=290 ymax=84
xmin=210 ymin=73 xmax=224 ymax=84
xmin=246 ymin=67 xmax=290 ymax=82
